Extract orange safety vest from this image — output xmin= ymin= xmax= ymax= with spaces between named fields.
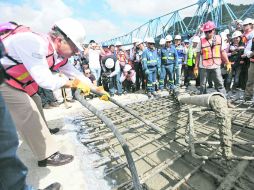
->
xmin=117 ymin=51 xmax=127 ymax=68
xmin=201 ymin=35 xmax=222 ymax=67
xmin=2 ymin=26 xmax=68 ymax=96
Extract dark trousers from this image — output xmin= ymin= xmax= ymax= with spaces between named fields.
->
xmin=38 ymin=87 xmax=56 ymax=106
xmin=134 ymin=62 xmax=145 ymax=90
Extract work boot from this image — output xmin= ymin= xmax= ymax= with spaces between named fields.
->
xmin=147 ymin=92 xmax=152 ymax=98
xmin=38 ymin=152 xmax=74 ymax=167
xmin=39 ymin=182 xmax=62 ymax=190
xmin=49 ymin=128 xmax=60 ymax=134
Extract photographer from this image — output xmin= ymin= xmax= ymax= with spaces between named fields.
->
xmin=120 ymin=64 xmax=136 ymax=93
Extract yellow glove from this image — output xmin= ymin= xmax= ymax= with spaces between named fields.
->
xmin=193 ymin=67 xmax=199 ymax=78
xmin=96 ymin=86 xmax=110 ymax=101
xmin=225 ymin=62 xmax=232 ymax=73
xmin=72 ymin=79 xmax=90 ymax=96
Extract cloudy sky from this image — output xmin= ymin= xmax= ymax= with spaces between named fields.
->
xmin=0 ymin=0 xmax=253 ymax=43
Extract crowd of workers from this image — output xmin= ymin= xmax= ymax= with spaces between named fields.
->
xmin=0 ymin=16 xmax=254 ymax=190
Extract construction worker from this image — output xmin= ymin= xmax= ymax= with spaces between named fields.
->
xmin=101 ymin=55 xmax=120 ymax=96
xmin=244 ymin=34 xmax=254 ymax=101
xmin=159 ymin=35 xmax=178 ymax=91
xmin=0 ymin=18 xmax=109 ymax=167
xmin=174 ymin=34 xmax=186 ymax=87
xmin=120 ymin=64 xmax=136 ymax=93
xmin=184 ymin=36 xmax=199 ymax=87
xmin=193 ymin=21 xmax=233 ymax=107
xmin=142 ymin=37 xmax=161 ymax=97
xmin=136 ymin=39 xmax=146 ymax=90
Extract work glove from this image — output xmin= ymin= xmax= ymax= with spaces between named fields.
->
xmin=225 ymin=62 xmax=232 ymax=73
xmin=145 ymin=69 xmax=150 ymax=75
xmin=193 ymin=67 xmax=199 ymax=78
xmin=96 ymin=86 xmax=110 ymax=101
xmin=72 ymin=79 xmax=90 ymax=96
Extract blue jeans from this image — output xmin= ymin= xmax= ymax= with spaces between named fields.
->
xmin=90 ymin=68 xmax=101 ymax=85
xmin=174 ymin=64 xmax=182 ymax=87
xmin=159 ymin=64 xmax=175 ymax=90
xmin=147 ymin=67 xmax=157 ymax=92
xmin=0 ymin=93 xmax=32 ymax=190
xmin=116 ymin=71 xmax=123 ymax=94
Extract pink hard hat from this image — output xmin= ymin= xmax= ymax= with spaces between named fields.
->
xmin=202 ymin=21 xmax=216 ymax=32
xmin=0 ymin=22 xmax=15 ymax=33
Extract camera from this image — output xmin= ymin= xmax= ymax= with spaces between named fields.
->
xmin=127 ymin=71 xmax=131 ymax=75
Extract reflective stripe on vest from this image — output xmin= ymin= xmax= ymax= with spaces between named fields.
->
xmin=147 ymin=60 xmax=157 ymax=64
xmin=4 ymin=37 xmax=68 ymax=96
xmin=201 ymin=35 xmax=222 ymax=67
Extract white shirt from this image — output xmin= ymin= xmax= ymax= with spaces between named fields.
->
xmin=245 ymin=38 xmax=253 ymax=58
xmin=88 ymin=49 xmax=101 ymax=69
xmin=1 ymin=32 xmax=91 ymax=91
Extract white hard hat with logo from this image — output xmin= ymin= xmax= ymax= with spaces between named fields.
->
xmin=232 ymin=30 xmax=242 ymax=39
xmin=105 ymin=58 xmax=115 ymax=69
xmin=165 ymin=35 xmax=173 ymax=42
xmin=174 ymin=35 xmax=181 ymax=40
xmin=146 ymin=37 xmax=155 ymax=43
xmin=243 ymin=18 xmax=253 ymax=25
xmin=54 ymin=18 xmax=86 ymax=51
xmin=123 ymin=64 xmax=132 ymax=72
xmin=115 ymin=41 xmax=122 ymax=46
xmin=159 ymin=38 xmax=166 ymax=45
xmin=192 ymin=36 xmax=200 ymax=43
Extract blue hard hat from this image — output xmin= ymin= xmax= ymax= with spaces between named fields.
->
xmin=184 ymin=39 xmax=189 ymax=43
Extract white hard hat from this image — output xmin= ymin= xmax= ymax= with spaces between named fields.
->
xmin=174 ymin=35 xmax=181 ymax=40
xmin=159 ymin=38 xmax=166 ymax=45
xmin=165 ymin=35 xmax=173 ymax=42
xmin=136 ymin=39 xmax=143 ymax=46
xmin=132 ymin=38 xmax=138 ymax=44
xmin=105 ymin=58 xmax=114 ymax=69
xmin=123 ymin=64 xmax=132 ymax=72
xmin=54 ymin=18 xmax=86 ymax=51
xmin=146 ymin=37 xmax=155 ymax=43
xmin=220 ymin=32 xmax=227 ymax=42
xmin=224 ymin=29 xmax=230 ymax=35
xmin=192 ymin=36 xmax=200 ymax=43
xmin=232 ymin=30 xmax=242 ymax=39
xmin=115 ymin=41 xmax=122 ymax=46
xmin=243 ymin=18 xmax=253 ymax=25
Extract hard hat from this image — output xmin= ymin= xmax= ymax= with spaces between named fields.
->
xmin=174 ymin=35 xmax=181 ymax=40
xmin=159 ymin=38 xmax=166 ymax=45
xmin=236 ymin=19 xmax=243 ymax=24
xmin=123 ymin=64 xmax=132 ymax=72
xmin=115 ymin=41 xmax=122 ymax=46
xmin=105 ymin=58 xmax=114 ymax=69
xmin=0 ymin=22 xmax=15 ymax=32
xmin=192 ymin=36 xmax=200 ymax=43
xmin=224 ymin=29 xmax=230 ymax=35
xmin=165 ymin=35 xmax=173 ymax=42
xmin=102 ymin=42 xmax=108 ymax=48
xmin=132 ymin=38 xmax=138 ymax=44
xmin=136 ymin=39 xmax=143 ymax=46
xmin=243 ymin=18 xmax=253 ymax=25
xmin=220 ymin=32 xmax=227 ymax=41
xmin=184 ymin=39 xmax=189 ymax=43
xmin=146 ymin=37 xmax=155 ymax=44
xmin=54 ymin=18 xmax=86 ymax=51
xmin=202 ymin=21 xmax=216 ymax=32
xmin=232 ymin=30 xmax=242 ymax=39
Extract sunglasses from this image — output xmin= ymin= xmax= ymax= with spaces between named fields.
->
xmin=85 ymin=72 xmax=91 ymax=74
xmin=166 ymin=41 xmax=172 ymax=43
xmin=205 ymin=30 xmax=213 ymax=34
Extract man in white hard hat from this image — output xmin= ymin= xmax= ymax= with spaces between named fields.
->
xmin=174 ymin=34 xmax=186 ymax=87
xmin=142 ymin=37 xmax=161 ymax=97
xmin=0 ymin=18 xmax=108 ymax=167
xmin=159 ymin=35 xmax=178 ymax=91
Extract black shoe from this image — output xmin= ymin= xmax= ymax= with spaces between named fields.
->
xmin=66 ymin=99 xmax=75 ymax=103
xmin=39 ymin=182 xmax=62 ymax=190
xmin=38 ymin=152 xmax=74 ymax=167
xmin=49 ymin=128 xmax=60 ymax=134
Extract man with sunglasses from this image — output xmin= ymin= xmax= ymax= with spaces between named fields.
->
xmin=0 ymin=18 xmax=108 ymax=167
xmin=159 ymin=35 xmax=178 ymax=91
xmin=194 ymin=21 xmax=232 ymax=98
xmin=142 ymin=37 xmax=161 ymax=97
